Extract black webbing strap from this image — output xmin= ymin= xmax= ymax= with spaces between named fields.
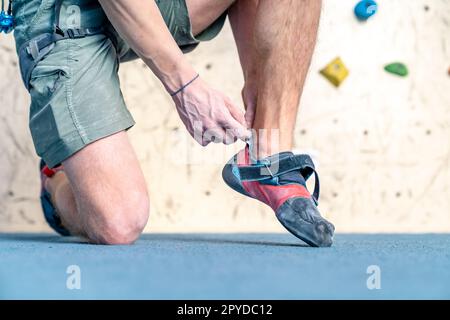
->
xmin=21 ymin=25 xmax=105 ymax=87
xmin=26 ymin=0 xmax=105 ymax=54
xmin=25 ymin=26 xmax=104 ymax=59
xmin=53 ymin=0 xmax=104 ymax=38
xmin=238 ymin=154 xmax=320 ymax=204
xmin=19 ymin=0 xmax=105 ymax=89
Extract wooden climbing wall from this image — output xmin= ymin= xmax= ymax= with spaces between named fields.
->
xmin=0 ymin=0 xmax=449 ymax=233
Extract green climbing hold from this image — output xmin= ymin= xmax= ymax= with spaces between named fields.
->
xmin=384 ymin=63 xmax=409 ymax=77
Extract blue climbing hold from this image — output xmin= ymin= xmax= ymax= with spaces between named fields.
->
xmin=354 ymin=0 xmax=378 ymax=21
xmin=0 ymin=10 xmax=14 ymax=34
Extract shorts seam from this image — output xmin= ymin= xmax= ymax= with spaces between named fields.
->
xmin=64 ymin=39 xmax=89 ymax=144
xmin=166 ymin=0 xmax=196 ymax=48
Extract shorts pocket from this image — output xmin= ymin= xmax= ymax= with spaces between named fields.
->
xmin=29 ymin=68 xmax=67 ymax=97
xmin=28 ymin=62 xmax=69 ymax=132
xmin=28 ymin=45 xmax=70 ymax=99
xmin=28 ymin=67 xmax=69 ymax=160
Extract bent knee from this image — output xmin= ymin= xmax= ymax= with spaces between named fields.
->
xmin=97 ymin=220 xmax=146 ymax=245
xmin=87 ymin=191 xmax=150 ymax=245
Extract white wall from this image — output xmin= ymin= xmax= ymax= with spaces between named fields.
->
xmin=0 ymin=0 xmax=449 ymax=233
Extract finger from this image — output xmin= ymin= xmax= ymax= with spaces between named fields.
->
xmin=241 ymin=89 xmax=257 ymax=127
xmin=223 ymin=96 xmax=247 ymax=127
xmin=222 ymin=127 xmax=239 ymax=145
xmin=189 ymin=122 xmax=211 ymax=147
xmin=244 ymin=104 xmax=256 ymax=128
xmin=221 ymin=113 xmax=252 ymax=142
xmin=203 ymin=127 xmax=227 ymax=145
xmin=194 ymin=133 xmax=210 ymax=147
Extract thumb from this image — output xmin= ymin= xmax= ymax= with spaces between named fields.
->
xmin=242 ymin=90 xmax=256 ymax=128
xmin=244 ymin=102 xmax=256 ymax=128
xmin=223 ymin=96 xmax=247 ymax=127
xmin=222 ymin=111 xmax=252 ymax=142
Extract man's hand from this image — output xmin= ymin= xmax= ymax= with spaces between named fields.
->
xmin=172 ymin=77 xmax=250 ymax=146
xmin=98 ymin=0 xmax=249 ymax=146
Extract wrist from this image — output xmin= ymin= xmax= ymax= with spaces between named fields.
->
xmin=168 ymin=74 xmax=200 ymax=97
xmin=154 ymin=59 xmax=198 ymax=94
xmin=165 ymin=70 xmax=199 ymax=95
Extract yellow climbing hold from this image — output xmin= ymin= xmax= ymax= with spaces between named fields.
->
xmin=320 ymin=57 xmax=349 ymax=87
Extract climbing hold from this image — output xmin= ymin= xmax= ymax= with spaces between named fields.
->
xmin=320 ymin=57 xmax=349 ymax=87
xmin=384 ymin=62 xmax=409 ymax=77
xmin=354 ymin=0 xmax=378 ymax=21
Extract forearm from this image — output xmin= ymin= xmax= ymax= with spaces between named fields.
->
xmin=99 ymin=0 xmax=249 ymax=145
xmin=98 ymin=0 xmax=196 ymax=93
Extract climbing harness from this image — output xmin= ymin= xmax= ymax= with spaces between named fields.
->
xmin=0 ymin=0 xmax=13 ymax=34
xmin=18 ymin=0 xmax=106 ymax=89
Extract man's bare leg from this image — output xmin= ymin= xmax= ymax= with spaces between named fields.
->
xmin=187 ymin=0 xmax=333 ymax=247
xmin=186 ymin=0 xmax=235 ymax=35
xmin=187 ymin=0 xmax=321 ymax=157
xmin=228 ymin=1 xmax=333 ymax=247
xmin=45 ymin=132 xmax=150 ymax=244
xmin=229 ymin=0 xmax=322 ymax=158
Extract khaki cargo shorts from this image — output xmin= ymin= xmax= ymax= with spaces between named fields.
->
xmin=13 ymin=0 xmax=226 ymax=167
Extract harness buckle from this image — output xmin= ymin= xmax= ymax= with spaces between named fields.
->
xmin=66 ymin=28 xmax=86 ymax=39
xmin=25 ymin=34 xmax=56 ymax=61
xmin=261 ymin=160 xmax=275 ymax=178
xmin=54 ymin=25 xmax=64 ymax=36
xmin=26 ymin=39 xmax=41 ymax=60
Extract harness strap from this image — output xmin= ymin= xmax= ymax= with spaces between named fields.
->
xmin=19 ymin=0 xmax=106 ymax=89
xmin=237 ymin=154 xmax=321 ymax=204
xmin=26 ymin=26 xmax=103 ymax=58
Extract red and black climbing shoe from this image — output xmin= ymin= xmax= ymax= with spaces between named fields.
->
xmin=40 ymin=160 xmax=70 ymax=236
xmin=222 ymin=147 xmax=335 ymax=247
